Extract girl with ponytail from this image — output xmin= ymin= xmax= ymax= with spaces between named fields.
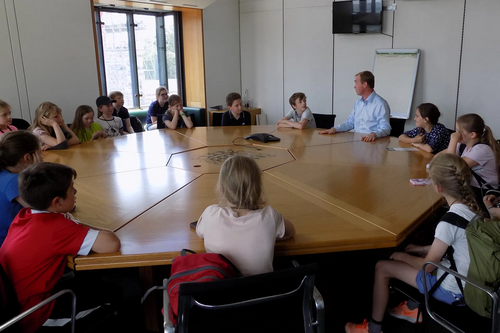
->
xmin=345 ymin=154 xmax=480 ymax=333
xmin=444 ymin=113 xmax=500 ymax=211
xmin=0 ymin=131 xmax=42 ymax=245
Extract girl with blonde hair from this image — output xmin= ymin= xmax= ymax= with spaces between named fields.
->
xmin=29 ymin=102 xmax=79 ymax=148
xmin=346 ymin=153 xmax=481 ymax=333
xmin=0 ymin=100 xmax=18 ymax=136
xmin=443 ymin=113 xmax=500 ymax=211
xmin=196 ymin=154 xmax=295 ymax=276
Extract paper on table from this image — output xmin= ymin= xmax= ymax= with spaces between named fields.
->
xmin=386 ymin=147 xmax=418 ymax=151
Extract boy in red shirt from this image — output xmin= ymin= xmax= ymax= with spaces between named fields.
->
xmin=0 ymin=162 xmax=121 ymax=333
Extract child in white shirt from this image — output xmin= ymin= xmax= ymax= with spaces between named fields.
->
xmin=196 ymin=155 xmax=295 ymax=276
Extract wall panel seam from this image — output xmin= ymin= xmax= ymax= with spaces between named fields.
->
xmin=12 ymin=1 xmax=31 ymax=121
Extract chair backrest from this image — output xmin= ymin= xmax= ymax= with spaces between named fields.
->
xmin=212 ymin=112 xmax=222 ymax=127
xmin=184 ymin=107 xmax=207 ymax=127
xmin=312 ymin=114 xmax=336 ymax=129
xmin=176 ymin=263 xmax=318 ymax=333
xmin=129 ymin=116 xmax=144 ymax=133
xmin=11 ymin=119 xmax=30 ymax=130
xmin=389 ymin=118 xmax=406 ymax=137
xmin=0 ymin=265 xmax=21 ymax=332
xmin=156 ymin=114 xmax=165 ymax=129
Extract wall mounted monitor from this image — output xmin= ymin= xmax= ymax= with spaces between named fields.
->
xmin=332 ymin=0 xmax=383 ymax=34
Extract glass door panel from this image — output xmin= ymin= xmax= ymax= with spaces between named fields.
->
xmin=100 ymin=11 xmax=134 ymax=108
xmin=164 ymin=15 xmax=178 ymax=95
xmin=134 ymin=14 xmax=160 ymax=108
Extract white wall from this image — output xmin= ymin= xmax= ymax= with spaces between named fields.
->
xmin=457 ymin=0 xmax=500 ymax=137
xmin=203 ymin=0 xmax=241 ymax=109
xmin=0 ymin=0 xmax=28 ymax=120
xmin=0 ymin=0 xmax=99 ymax=123
xmin=284 ymin=0 xmax=333 ymax=116
xmin=238 ymin=0 xmax=334 ymax=125
xmin=240 ymin=0 xmax=284 ymax=125
xmin=393 ymin=0 xmax=464 ymax=132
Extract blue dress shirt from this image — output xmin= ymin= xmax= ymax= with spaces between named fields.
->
xmin=334 ymin=91 xmax=391 ymax=138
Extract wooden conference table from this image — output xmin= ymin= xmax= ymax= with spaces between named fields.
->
xmin=42 ymin=125 xmax=442 ymax=271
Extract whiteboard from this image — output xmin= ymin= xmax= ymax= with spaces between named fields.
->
xmin=373 ymin=49 xmax=420 ymax=119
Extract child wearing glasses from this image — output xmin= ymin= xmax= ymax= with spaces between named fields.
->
xmin=146 ymin=87 xmax=169 ymax=131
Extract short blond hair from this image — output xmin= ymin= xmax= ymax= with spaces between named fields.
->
xmin=156 ymin=86 xmax=168 ymax=99
xmin=0 ymin=99 xmax=10 ymax=111
xmin=216 ymin=155 xmax=266 ymax=210
xmin=108 ymin=91 xmax=123 ymax=100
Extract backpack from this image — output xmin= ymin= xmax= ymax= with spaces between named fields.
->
xmin=166 ymin=249 xmax=241 ymax=324
xmin=463 ymin=218 xmax=500 ymax=318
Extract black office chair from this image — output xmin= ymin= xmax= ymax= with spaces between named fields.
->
xmin=11 ymin=118 xmax=30 ymax=130
xmin=422 ymin=261 xmax=498 ymax=333
xmin=0 ymin=265 xmax=75 ymax=333
xmin=130 ymin=116 xmax=144 ymax=133
xmin=212 ymin=112 xmax=223 ymax=127
xmin=312 ymin=114 xmax=336 ymax=129
xmin=164 ymin=263 xmax=324 ymax=333
xmin=389 ymin=118 xmax=406 ymax=137
xmin=389 ymin=263 xmax=497 ymax=333
xmin=184 ymin=108 xmax=207 ymax=127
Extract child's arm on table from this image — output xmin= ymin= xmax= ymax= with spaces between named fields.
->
xmin=277 ymin=219 xmax=295 ymax=241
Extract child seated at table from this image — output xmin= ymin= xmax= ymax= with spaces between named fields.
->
xmin=0 ymin=131 xmax=42 ymax=246
xmin=221 ymin=93 xmax=251 ymax=126
xmin=70 ymin=105 xmax=107 ymax=142
xmin=29 ymin=102 xmax=79 ymax=149
xmin=162 ymin=94 xmax=193 ymax=129
xmin=95 ymin=96 xmax=125 ymax=138
xmin=0 ymin=100 xmax=18 ymax=136
xmin=109 ymin=91 xmax=134 ymax=134
xmin=277 ymin=92 xmax=316 ymax=129
xmin=196 ymin=155 xmax=295 ymax=276
xmin=0 ymin=162 xmax=121 ymax=333
xmin=398 ymin=103 xmax=450 ymax=154
xmin=443 ymin=113 xmax=500 ymax=212
xmin=345 ymin=153 xmax=481 ymax=333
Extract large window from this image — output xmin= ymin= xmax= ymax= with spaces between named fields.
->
xmin=95 ymin=7 xmax=182 ymax=109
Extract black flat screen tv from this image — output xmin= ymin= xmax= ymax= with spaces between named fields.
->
xmin=333 ymin=0 xmax=383 ymax=34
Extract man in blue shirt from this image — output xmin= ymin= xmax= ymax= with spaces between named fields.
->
xmin=319 ymin=71 xmax=391 ymax=142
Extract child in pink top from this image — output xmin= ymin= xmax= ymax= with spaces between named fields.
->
xmin=443 ymin=113 xmax=500 ymax=212
xmin=0 ymin=100 xmax=18 ymax=136
xmin=196 ymin=155 xmax=295 ymax=276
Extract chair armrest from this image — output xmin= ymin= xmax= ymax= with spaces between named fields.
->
xmin=313 ymin=286 xmax=325 ymax=333
xmin=163 ymin=278 xmax=175 ymax=333
xmin=422 ymin=261 xmax=498 ymax=333
xmin=0 ymin=289 xmax=76 ymax=333
xmin=291 ymin=260 xmax=324 ymax=333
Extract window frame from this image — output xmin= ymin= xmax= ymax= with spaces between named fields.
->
xmin=94 ymin=6 xmax=184 ymax=109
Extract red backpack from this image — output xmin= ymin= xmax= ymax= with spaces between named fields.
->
xmin=166 ymin=249 xmax=241 ymax=324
